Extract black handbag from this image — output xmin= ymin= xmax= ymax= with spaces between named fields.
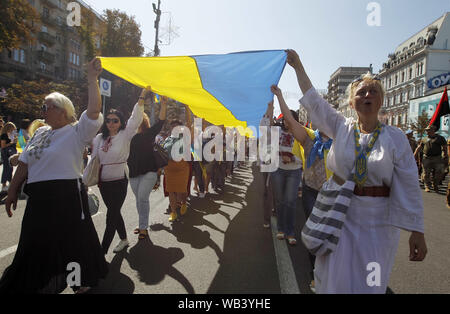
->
xmin=153 ymin=143 xmax=169 ymax=169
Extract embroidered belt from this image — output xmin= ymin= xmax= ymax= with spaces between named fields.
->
xmin=332 ymin=174 xmax=390 ymax=197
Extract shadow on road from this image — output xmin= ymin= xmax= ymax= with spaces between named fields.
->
xmin=151 ymin=222 xmax=224 ymax=263
xmin=92 ymin=238 xmax=194 ymax=294
xmin=206 ymin=163 xmax=280 ymax=294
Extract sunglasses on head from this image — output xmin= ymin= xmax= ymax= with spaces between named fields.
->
xmin=351 ymin=75 xmax=381 ymax=86
xmin=106 ymin=118 xmax=120 ymax=124
xmin=41 ymin=103 xmax=55 ymax=112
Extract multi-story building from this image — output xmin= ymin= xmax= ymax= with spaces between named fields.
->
xmin=0 ymin=0 xmax=105 ymax=86
xmin=378 ymin=12 xmax=450 ymax=129
xmin=327 ymin=66 xmax=373 ymax=109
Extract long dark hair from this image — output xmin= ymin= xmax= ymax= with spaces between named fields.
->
xmin=100 ymin=109 xmax=126 ymax=139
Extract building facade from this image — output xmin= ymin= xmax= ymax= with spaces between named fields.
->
xmin=327 ymin=66 xmax=373 ymax=109
xmin=0 ymin=0 xmax=105 ymax=86
xmin=378 ymin=12 xmax=450 ymax=130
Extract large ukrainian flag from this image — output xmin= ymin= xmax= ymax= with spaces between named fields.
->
xmin=99 ymin=50 xmax=287 ymax=136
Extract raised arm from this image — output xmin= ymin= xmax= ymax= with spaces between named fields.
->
xmin=271 ymin=85 xmax=308 ymax=146
xmin=286 ymin=49 xmax=313 ymax=95
xmin=265 ymin=100 xmax=274 ymax=125
xmin=159 ymin=96 xmax=167 ymax=121
xmin=86 ymin=58 xmax=103 ymax=120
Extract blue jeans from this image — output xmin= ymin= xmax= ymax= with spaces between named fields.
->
xmin=130 ymin=172 xmax=158 ymax=230
xmin=271 ymin=168 xmax=302 ymax=237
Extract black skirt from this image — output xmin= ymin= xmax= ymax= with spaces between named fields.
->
xmin=0 ymin=179 xmax=108 ymax=294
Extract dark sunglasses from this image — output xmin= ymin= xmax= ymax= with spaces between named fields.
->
xmin=41 ymin=103 xmax=54 ymax=112
xmin=106 ymin=118 xmax=120 ymax=124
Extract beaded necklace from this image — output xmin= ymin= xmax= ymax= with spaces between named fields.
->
xmin=353 ymin=121 xmax=383 ymax=188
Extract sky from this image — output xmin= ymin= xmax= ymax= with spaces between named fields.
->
xmin=84 ymin=0 xmax=450 ymax=115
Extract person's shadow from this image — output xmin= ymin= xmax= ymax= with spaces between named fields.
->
xmin=151 ymin=222 xmax=224 ymax=264
xmin=91 ymin=238 xmax=194 ymax=294
xmin=90 ymin=252 xmax=135 ymax=294
xmin=124 ymin=238 xmax=195 ymax=294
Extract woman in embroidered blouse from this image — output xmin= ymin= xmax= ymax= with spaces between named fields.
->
xmin=88 ymin=88 xmax=147 ymax=254
xmin=1 ymin=58 xmax=107 ymax=294
xmin=277 ymin=49 xmax=428 ymax=294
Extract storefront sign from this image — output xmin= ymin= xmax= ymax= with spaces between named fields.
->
xmin=428 ymin=72 xmax=450 ymax=89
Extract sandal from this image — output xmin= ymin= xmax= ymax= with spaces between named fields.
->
xmin=287 ymin=237 xmax=297 ymax=246
xmin=138 ymin=230 xmax=148 ymax=240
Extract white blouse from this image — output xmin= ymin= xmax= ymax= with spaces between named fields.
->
xmin=91 ymin=103 xmax=144 ymax=182
xmin=19 ymin=111 xmax=103 ymax=184
xmin=299 ymin=87 xmax=424 ymax=233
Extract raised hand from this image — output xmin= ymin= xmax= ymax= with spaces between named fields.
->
xmin=286 ymin=49 xmax=300 ymax=69
xmin=271 ymin=85 xmax=282 ymax=97
xmin=87 ymin=57 xmax=102 ymax=79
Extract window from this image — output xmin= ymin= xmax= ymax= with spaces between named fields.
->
xmin=76 ymin=55 xmax=80 ymax=66
xmin=401 ymin=72 xmax=405 ymax=83
xmin=40 ymin=62 xmax=46 ymax=71
xmin=409 ymin=68 xmax=413 ymax=80
xmin=43 ymin=7 xmax=49 ymax=18
xmin=388 ymin=78 xmax=392 ymax=88
xmin=41 ymin=25 xmax=48 ymax=33
xmin=395 ymin=75 xmax=398 ymax=86
xmin=40 ymin=44 xmax=47 ymax=51
xmin=20 ymin=50 xmax=25 ymax=64
xmin=13 ymin=50 xmax=19 ymax=61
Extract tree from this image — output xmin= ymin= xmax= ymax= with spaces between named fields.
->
xmin=0 ymin=80 xmax=88 ymax=122
xmin=0 ymin=0 xmax=39 ymax=50
xmin=101 ymin=9 xmax=145 ymax=57
xmin=410 ymin=110 xmax=430 ymax=140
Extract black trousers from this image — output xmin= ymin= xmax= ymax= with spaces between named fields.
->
xmin=99 ymin=178 xmax=128 ymax=254
xmin=192 ymin=162 xmax=205 ymax=193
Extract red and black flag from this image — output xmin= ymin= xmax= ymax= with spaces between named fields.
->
xmin=429 ymin=86 xmax=449 ymax=131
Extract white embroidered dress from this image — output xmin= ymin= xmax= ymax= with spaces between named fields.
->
xmin=299 ymin=88 xmax=424 ymax=294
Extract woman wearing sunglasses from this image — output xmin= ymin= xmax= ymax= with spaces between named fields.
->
xmin=274 ymin=50 xmax=427 ymax=294
xmin=1 ymin=58 xmax=108 ymax=294
xmin=87 ymin=87 xmax=146 ymax=255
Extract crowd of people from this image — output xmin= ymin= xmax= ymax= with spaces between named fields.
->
xmin=0 ymin=58 xmax=241 ymax=294
xmin=0 ymin=49 xmax=441 ymax=294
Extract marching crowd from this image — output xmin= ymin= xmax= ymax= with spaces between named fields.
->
xmin=0 ymin=49 xmax=437 ymax=294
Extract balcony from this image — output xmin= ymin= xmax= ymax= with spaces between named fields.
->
xmin=36 ymin=68 xmax=54 ymax=79
xmin=40 ymin=14 xmax=58 ymax=27
xmin=36 ymin=50 xmax=55 ymax=63
xmin=38 ymin=32 xmax=56 ymax=46
xmin=42 ymin=0 xmax=58 ymax=9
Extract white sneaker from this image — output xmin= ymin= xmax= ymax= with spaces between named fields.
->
xmin=1 ymin=186 xmax=8 ymax=192
xmin=199 ymin=192 xmax=206 ymax=198
xmin=113 ymin=239 xmax=129 ymax=253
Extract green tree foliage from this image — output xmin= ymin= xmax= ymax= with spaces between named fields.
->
xmin=410 ymin=110 xmax=430 ymax=140
xmin=0 ymin=80 xmax=88 ymax=122
xmin=0 ymin=0 xmax=39 ymax=50
xmin=101 ymin=9 xmax=145 ymax=57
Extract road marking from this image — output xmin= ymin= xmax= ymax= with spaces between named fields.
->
xmin=271 ymin=216 xmax=300 ymax=294
xmin=0 ymin=245 xmax=17 ymax=259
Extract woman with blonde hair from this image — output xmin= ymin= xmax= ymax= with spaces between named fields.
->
xmin=275 ymin=49 xmax=427 ymax=294
xmin=1 ymin=122 xmax=18 ymax=191
xmin=1 ymin=58 xmax=108 ymax=294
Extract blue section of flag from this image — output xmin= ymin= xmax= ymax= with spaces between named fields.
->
xmin=193 ymin=50 xmax=287 ymax=131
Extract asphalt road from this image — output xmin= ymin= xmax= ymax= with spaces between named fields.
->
xmin=0 ymin=163 xmax=449 ymax=294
